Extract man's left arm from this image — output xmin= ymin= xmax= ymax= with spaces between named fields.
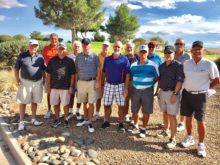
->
xmin=95 ymin=55 xmax=101 ymax=90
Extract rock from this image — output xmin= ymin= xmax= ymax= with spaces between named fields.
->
xmin=51 ymin=159 xmax=60 ymax=165
xmin=28 ymin=152 xmax=36 ymax=159
xmin=29 ymin=140 xmax=39 ymax=147
xmin=61 ymin=153 xmax=69 ymax=158
xmin=86 ymin=162 xmax=96 ymax=165
xmin=59 ymin=145 xmax=66 ymax=153
xmin=84 ymin=138 xmax=94 ymax=145
xmin=55 ymin=136 xmax=65 ymax=143
xmin=33 ymin=156 xmax=41 ymax=163
xmin=73 ymin=157 xmax=79 ymax=163
xmin=9 ymin=125 xmax=15 ymax=131
xmin=54 ymin=154 xmax=60 ymax=159
xmin=65 ymin=149 xmax=70 ymax=154
xmin=79 ymin=152 xmax=85 ymax=159
xmin=69 ymin=162 xmax=76 ymax=165
xmin=69 ymin=146 xmax=76 ymax=152
xmin=47 ymin=146 xmax=59 ymax=154
xmin=42 ymin=156 xmax=49 ymax=162
xmin=70 ymin=149 xmax=81 ymax=157
xmin=38 ymin=142 xmax=48 ymax=150
xmin=30 ymin=127 xmax=45 ymax=134
xmin=61 ymin=132 xmax=71 ymax=137
xmin=74 ymin=137 xmax=85 ymax=146
xmin=91 ymin=158 xmax=100 ymax=165
xmin=23 ymin=143 xmax=30 ymax=151
xmin=19 ymin=130 xmax=29 ymax=136
xmin=28 ymin=146 xmax=34 ymax=153
xmin=37 ymin=163 xmax=49 ymax=165
xmin=25 ymin=125 xmax=34 ymax=131
xmin=68 ymin=140 xmax=74 ymax=146
xmin=87 ymin=149 xmax=98 ymax=159
xmin=45 ymin=131 xmax=53 ymax=136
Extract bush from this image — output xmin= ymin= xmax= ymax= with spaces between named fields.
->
xmin=0 ymin=35 xmax=14 ymax=43
xmin=93 ymin=32 xmax=105 ymax=42
xmin=13 ymin=34 xmax=28 ymax=40
xmin=133 ymin=38 xmax=146 ymax=54
xmin=0 ymin=40 xmax=49 ymax=67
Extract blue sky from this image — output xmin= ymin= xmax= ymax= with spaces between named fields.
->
xmin=0 ymin=0 xmax=220 ymax=48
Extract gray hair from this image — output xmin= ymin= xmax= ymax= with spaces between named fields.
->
xmin=50 ymin=33 xmax=58 ymax=38
xmin=126 ymin=42 xmax=135 ymax=48
xmin=72 ymin=40 xmax=82 ymax=47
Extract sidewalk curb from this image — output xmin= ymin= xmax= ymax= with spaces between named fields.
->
xmin=0 ymin=116 xmax=32 ymax=165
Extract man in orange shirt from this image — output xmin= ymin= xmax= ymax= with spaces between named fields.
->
xmin=92 ymin=41 xmax=111 ymax=122
xmin=43 ymin=33 xmax=70 ymax=119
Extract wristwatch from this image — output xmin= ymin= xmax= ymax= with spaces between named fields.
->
xmin=173 ymin=91 xmax=179 ymax=95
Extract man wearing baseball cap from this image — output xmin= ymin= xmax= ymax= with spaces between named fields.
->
xmin=15 ymin=39 xmax=46 ymax=130
xmin=93 ymin=41 xmax=111 ymax=122
xmin=128 ymin=45 xmax=159 ymax=138
xmin=46 ymin=43 xmax=75 ymax=128
xmin=75 ymin=38 xmax=101 ymax=133
xmin=147 ymin=41 xmax=163 ymax=67
xmin=180 ymin=41 xmax=219 ymax=157
xmin=155 ymin=45 xmax=184 ymax=149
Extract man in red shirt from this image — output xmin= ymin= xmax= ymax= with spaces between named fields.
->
xmin=42 ymin=33 xmax=70 ymax=119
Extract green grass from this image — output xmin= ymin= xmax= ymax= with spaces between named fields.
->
xmin=204 ymin=54 xmax=220 ymax=61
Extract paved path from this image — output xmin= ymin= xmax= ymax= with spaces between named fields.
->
xmin=0 ymin=129 xmax=16 ymax=165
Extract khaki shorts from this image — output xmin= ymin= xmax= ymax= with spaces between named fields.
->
xmin=50 ymin=89 xmax=70 ymax=106
xmin=77 ymin=80 xmax=98 ymax=104
xmin=158 ymin=90 xmax=180 ymax=115
xmin=16 ymin=78 xmax=43 ymax=104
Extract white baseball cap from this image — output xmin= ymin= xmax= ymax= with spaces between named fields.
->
xmin=102 ymin=41 xmax=110 ymax=46
xmin=28 ymin=39 xmax=39 ymax=45
xmin=139 ymin=45 xmax=148 ymax=52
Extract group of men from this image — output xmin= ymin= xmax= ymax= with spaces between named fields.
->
xmin=14 ymin=33 xmax=219 ymax=157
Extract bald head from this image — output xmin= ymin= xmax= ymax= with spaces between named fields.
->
xmin=175 ymin=38 xmax=185 ymax=52
xmin=113 ymin=41 xmax=123 ymax=55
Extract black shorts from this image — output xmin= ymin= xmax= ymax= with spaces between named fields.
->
xmin=180 ymin=89 xmax=207 ymax=121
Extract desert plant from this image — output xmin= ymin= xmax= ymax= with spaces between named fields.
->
xmin=0 ymin=70 xmax=17 ymax=92
xmin=0 ymin=35 xmax=14 ymax=43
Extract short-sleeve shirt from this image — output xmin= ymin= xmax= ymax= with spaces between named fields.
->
xmin=42 ymin=45 xmax=71 ymax=65
xmin=147 ymin=53 xmax=163 ymax=67
xmin=98 ymin=52 xmax=110 ymax=85
xmin=159 ymin=60 xmax=184 ymax=91
xmin=14 ymin=51 xmax=46 ymax=81
xmin=174 ymin=52 xmax=191 ymax=64
xmin=46 ymin=56 xmax=75 ymax=89
xmin=75 ymin=51 xmax=100 ymax=80
xmin=131 ymin=59 xmax=159 ymax=90
xmin=103 ymin=54 xmax=131 ymax=84
xmin=125 ymin=54 xmax=139 ymax=66
xmin=68 ymin=54 xmax=77 ymax=62
xmin=183 ymin=58 xmax=219 ymax=91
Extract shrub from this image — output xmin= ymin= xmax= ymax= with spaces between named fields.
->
xmin=0 ymin=35 xmax=14 ymax=43
xmin=13 ymin=34 xmax=28 ymax=40
xmin=133 ymin=38 xmax=146 ymax=54
xmin=93 ymin=32 xmax=105 ymax=42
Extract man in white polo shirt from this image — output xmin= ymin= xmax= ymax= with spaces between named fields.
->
xmin=181 ymin=41 xmax=220 ymax=157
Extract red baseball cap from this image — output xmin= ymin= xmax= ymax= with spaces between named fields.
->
xmin=148 ymin=41 xmax=156 ymax=47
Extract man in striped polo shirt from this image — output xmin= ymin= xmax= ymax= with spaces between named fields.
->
xmin=128 ymin=45 xmax=159 ymax=138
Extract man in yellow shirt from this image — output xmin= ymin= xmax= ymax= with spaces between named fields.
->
xmin=93 ymin=41 xmax=111 ymax=121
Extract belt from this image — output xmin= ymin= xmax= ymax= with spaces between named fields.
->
xmin=81 ymin=78 xmax=96 ymax=81
xmin=108 ymin=82 xmax=123 ymax=85
xmin=185 ymin=89 xmax=207 ymax=95
xmin=21 ymin=77 xmax=41 ymax=82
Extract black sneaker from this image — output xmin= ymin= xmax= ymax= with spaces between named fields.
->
xmin=64 ymin=120 xmax=70 ymax=128
xmin=100 ymin=121 xmax=110 ymax=129
xmin=128 ymin=123 xmax=139 ymax=134
xmin=119 ymin=123 xmax=125 ymax=132
xmin=139 ymin=128 xmax=146 ymax=138
xmin=51 ymin=119 xmax=61 ymax=128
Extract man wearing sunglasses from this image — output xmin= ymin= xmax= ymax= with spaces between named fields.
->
xmin=147 ymin=41 xmax=163 ymax=67
xmin=174 ymin=38 xmax=191 ymax=132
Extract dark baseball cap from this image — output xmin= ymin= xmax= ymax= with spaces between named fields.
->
xmin=148 ymin=41 xmax=156 ymax=47
xmin=82 ymin=38 xmax=91 ymax=44
xmin=192 ymin=40 xmax=203 ymax=48
xmin=164 ymin=45 xmax=175 ymax=53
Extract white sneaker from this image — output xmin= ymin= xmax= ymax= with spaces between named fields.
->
xmin=18 ymin=121 xmax=25 ymax=131
xmin=76 ymin=120 xmax=89 ymax=127
xmin=31 ymin=119 xmax=42 ymax=126
xmin=92 ymin=114 xmax=100 ymax=122
xmin=88 ymin=123 xmax=94 ymax=133
xmin=181 ymin=135 xmax=195 ymax=148
xmin=76 ymin=112 xmax=82 ymax=120
xmin=68 ymin=112 xmax=74 ymax=120
xmin=177 ymin=122 xmax=185 ymax=132
xmin=59 ymin=111 xmax=63 ymax=118
xmin=44 ymin=110 xmax=52 ymax=119
xmin=197 ymin=143 xmax=206 ymax=158
xmin=124 ymin=114 xmax=130 ymax=122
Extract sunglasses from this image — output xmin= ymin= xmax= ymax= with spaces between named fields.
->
xmin=175 ymin=43 xmax=184 ymax=46
xmin=164 ymin=51 xmax=172 ymax=54
xmin=148 ymin=46 xmax=155 ymax=49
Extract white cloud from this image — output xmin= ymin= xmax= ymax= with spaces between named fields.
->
xmin=0 ymin=15 xmax=6 ymax=21
xmin=0 ymin=0 xmax=27 ymax=8
xmin=103 ymin=0 xmax=210 ymax=9
xmin=127 ymin=4 xmax=142 ymax=10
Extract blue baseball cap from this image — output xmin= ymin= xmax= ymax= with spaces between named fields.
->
xmin=164 ymin=45 xmax=175 ymax=53
xmin=192 ymin=41 xmax=203 ymax=48
xmin=82 ymin=38 xmax=91 ymax=44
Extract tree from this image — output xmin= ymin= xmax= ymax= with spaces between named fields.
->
xmin=93 ymin=31 xmax=105 ymax=42
xmin=13 ymin=34 xmax=27 ymax=40
xmin=149 ymin=36 xmax=164 ymax=44
xmin=104 ymin=4 xmax=139 ymax=43
xmin=133 ymin=38 xmax=146 ymax=53
xmin=30 ymin=31 xmax=44 ymax=40
xmin=34 ymin=0 xmax=106 ymax=43
xmin=164 ymin=40 xmax=169 ymax=46
xmin=0 ymin=35 xmax=14 ymax=43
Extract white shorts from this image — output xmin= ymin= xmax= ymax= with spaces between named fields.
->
xmin=50 ymin=89 xmax=70 ymax=106
xmin=16 ymin=78 xmax=43 ymax=104
xmin=103 ymin=82 xmax=125 ymax=106
xmin=158 ymin=90 xmax=180 ymax=115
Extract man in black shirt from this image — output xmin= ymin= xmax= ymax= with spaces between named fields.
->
xmin=46 ymin=43 xmax=75 ymax=128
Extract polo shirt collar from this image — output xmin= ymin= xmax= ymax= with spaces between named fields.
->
xmin=192 ymin=57 xmax=204 ymax=65
xmin=112 ymin=53 xmax=122 ymax=59
xmin=137 ymin=59 xmax=149 ymax=65
xmin=147 ymin=53 xmax=155 ymax=59
xmin=27 ymin=51 xmax=38 ymax=57
xmin=83 ymin=51 xmax=92 ymax=56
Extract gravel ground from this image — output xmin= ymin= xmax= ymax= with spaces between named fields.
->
xmin=9 ymin=85 xmax=220 ymax=165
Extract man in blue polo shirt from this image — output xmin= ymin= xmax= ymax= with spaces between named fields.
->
xmin=128 ymin=45 xmax=159 ymax=138
xmin=101 ymin=41 xmax=130 ymax=131
xmin=147 ymin=41 xmax=163 ymax=67
xmin=14 ymin=40 xmax=46 ymax=131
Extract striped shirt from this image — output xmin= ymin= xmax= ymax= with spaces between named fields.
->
xmin=183 ymin=58 xmax=219 ymax=91
xmin=131 ymin=59 xmax=159 ymax=90
xmin=75 ymin=51 xmax=100 ymax=80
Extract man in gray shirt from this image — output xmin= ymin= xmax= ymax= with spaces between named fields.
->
xmin=174 ymin=38 xmax=191 ymax=132
xmin=181 ymin=41 xmax=219 ymax=157
xmin=14 ymin=40 xmax=46 ymax=131
xmin=75 ymin=38 xmax=101 ymax=133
